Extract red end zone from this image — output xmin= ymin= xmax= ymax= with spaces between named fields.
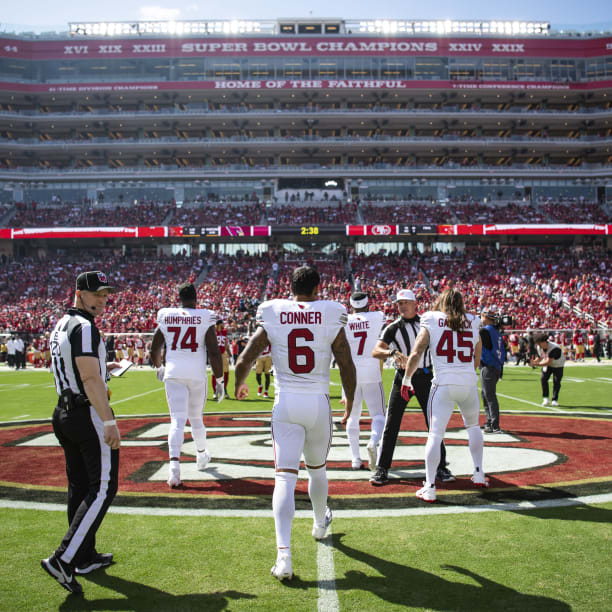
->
xmin=1 ymin=413 xmax=611 ymax=505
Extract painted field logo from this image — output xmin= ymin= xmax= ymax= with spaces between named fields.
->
xmin=1 ymin=412 xmax=611 ymax=509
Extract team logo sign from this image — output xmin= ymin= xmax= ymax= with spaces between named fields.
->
xmin=1 ymin=413 xmax=611 ymax=509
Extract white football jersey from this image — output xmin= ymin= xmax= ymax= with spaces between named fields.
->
xmin=346 ymin=311 xmax=386 ymax=383
xmin=257 ymin=298 xmax=347 ymax=394
xmin=420 ymin=310 xmax=481 ymax=386
xmin=156 ymin=307 xmax=216 ymax=381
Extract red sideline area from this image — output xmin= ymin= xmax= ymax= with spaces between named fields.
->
xmin=0 ymin=413 xmax=610 ymax=497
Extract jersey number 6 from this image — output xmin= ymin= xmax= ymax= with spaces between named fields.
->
xmin=288 ymin=328 xmax=315 ymax=373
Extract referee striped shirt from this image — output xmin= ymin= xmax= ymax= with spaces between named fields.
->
xmin=379 ymin=315 xmax=432 ymax=374
xmin=50 ymin=308 xmax=107 ymax=396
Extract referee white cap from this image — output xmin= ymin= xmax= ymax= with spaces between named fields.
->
xmin=393 ymin=289 xmax=416 ymax=302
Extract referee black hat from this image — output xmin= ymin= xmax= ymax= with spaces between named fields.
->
xmin=76 ymin=271 xmax=116 ymax=293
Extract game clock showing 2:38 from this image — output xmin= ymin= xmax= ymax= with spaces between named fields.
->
xmin=278 ymin=225 xmax=345 ymax=236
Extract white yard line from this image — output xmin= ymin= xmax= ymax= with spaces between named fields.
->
xmin=317 ymin=527 xmax=339 ymax=612
xmin=11 ymin=415 xmax=30 ymax=420
xmin=2 ymin=492 xmax=611 ymax=517
xmin=110 ymin=387 xmax=165 ymax=406
xmin=495 ymin=392 xmax=564 ymax=412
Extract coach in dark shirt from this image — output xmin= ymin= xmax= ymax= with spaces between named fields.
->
xmin=41 ymin=271 xmax=121 ymax=595
xmin=370 ymin=289 xmax=455 ymax=486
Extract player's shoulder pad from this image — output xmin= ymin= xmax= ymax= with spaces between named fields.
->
xmin=328 ymin=301 xmax=348 ymax=326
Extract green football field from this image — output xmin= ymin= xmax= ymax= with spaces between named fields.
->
xmin=0 ymin=361 xmax=610 ymax=420
xmin=0 ymin=362 xmax=611 ymax=611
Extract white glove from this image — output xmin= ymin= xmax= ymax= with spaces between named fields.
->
xmin=156 ymin=366 xmax=165 ymax=382
xmin=213 ymin=377 xmax=225 ymax=402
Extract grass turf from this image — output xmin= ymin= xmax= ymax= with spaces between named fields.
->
xmin=0 ymin=362 xmax=610 ymax=422
xmin=1 ymin=503 xmax=611 ymax=611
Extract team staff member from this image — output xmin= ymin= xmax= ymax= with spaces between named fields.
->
xmin=479 ymin=310 xmax=506 ymax=433
xmin=41 ymin=271 xmax=121 ymax=595
xmin=370 ymin=289 xmax=455 ymax=486
xmin=530 ymin=332 xmax=566 ymax=407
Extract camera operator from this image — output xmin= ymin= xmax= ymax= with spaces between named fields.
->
xmin=479 ymin=310 xmax=507 ymax=434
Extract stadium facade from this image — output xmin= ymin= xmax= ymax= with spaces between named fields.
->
xmin=0 ymin=18 xmax=610 ymax=254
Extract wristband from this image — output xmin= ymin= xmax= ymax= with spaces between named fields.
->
xmin=216 ymin=377 xmax=224 ymax=385
xmin=389 ymin=349 xmax=397 ymax=358
xmin=103 ymin=419 xmax=117 ymax=427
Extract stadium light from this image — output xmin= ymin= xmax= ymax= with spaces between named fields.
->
xmin=69 ymin=19 xmax=271 ymax=37
xmin=352 ymin=19 xmax=551 ymax=35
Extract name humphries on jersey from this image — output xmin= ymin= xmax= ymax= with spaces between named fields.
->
xmin=162 ymin=315 xmax=202 ymax=325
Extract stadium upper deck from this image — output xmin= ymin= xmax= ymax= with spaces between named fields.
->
xmin=0 ymin=18 xmax=610 ymax=205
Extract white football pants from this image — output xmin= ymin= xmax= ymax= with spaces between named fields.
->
xmin=165 ymin=378 xmax=208 ymax=459
xmin=424 ymin=383 xmax=484 ymax=486
xmin=345 ymin=381 xmax=386 ymax=463
xmin=271 ymin=392 xmax=332 ymax=549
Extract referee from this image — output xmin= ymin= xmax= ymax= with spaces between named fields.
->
xmin=370 ymin=289 xmax=455 ymax=486
xmin=41 ymin=271 xmax=121 ymax=595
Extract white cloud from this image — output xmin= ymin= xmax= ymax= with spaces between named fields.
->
xmin=139 ymin=5 xmax=182 ymax=21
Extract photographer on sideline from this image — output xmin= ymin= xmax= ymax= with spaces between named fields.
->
xmin=479 ymin=310 xmax=507 ymax=434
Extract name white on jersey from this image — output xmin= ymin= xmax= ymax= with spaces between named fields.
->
xmin=346 ymin=311 xmax=385 ymax=383
xmin=257 ymin=299 xmax=347 ymax=394
xmin=156 ymin=307 xmax=216 ymax=381
xmin=421 ymin=311 xmax=481 ymax=386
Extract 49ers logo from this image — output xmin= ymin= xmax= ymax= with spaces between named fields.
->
xmin=372 ymin=225 xmax=392 ymax=235
xmin=1 ymin=413 xmax=611 ymax=509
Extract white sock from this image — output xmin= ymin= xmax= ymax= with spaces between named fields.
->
xmin=168 ymin=416 xmax=186 ymax=459
xmin=371 ymin=414 xmax=385 ymax=447
xmin=346 ymin=413 xmax=361 ymax=462
xmin=424 ymin=433 xmax=442 ymax=487
xmin=307 ymin=465 xmax=328 ymax=526
xmin=169 ymin=458 xmax=180 ymax=478
xmin=467 ymin=425 xmax=484 ymax=474
xmin=190 ymin=418 xmax=207 ymax=453
xmin=272 ymin=472 xmax=298 ymax=550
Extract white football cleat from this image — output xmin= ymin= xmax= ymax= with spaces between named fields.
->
xmin=196 ymin=449 xmax=211 ymax=471
xmin=351 ymin=459 xmax=363 ymax=470
xmin=416 ymin=482 xmax=436 ymax=503
xmin=551 ymin=400 xmax=559 ymax=407
xmin=542 ymin=398 xmax=550 ymax=406
xmin=472 ymin=468 xmax=489 ymax=488
xmin=167 ymin=462 xmax=181 ymax=488
xmin=366 ymin=441 xmax=377 ymax=470
xmin=312 ymin=506 xmax=333 ymax=540
xmin=271 ymin=552 xmax=293 ymax=581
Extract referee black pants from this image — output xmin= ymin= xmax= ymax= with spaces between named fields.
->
xmin=378 ymin=370 xmax=446 ymax=472
xmin=52 ymin=403 xmax=119 ymax=567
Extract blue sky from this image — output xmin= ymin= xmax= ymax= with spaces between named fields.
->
xmin=2 ymin=0 xmax=611 ymax=32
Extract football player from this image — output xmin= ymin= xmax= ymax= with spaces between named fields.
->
xmin=341 ymin=291 xmax=386 ymax=470
xmin=151 ymin=282 xmax=224 ymax=488
xmin=402 ymin=288 xmax=486 ymax=503
xmin=255 ymin=342 xmax=273 ymax=398
xmin=234 ymin=266 xmax=356 ymax=581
